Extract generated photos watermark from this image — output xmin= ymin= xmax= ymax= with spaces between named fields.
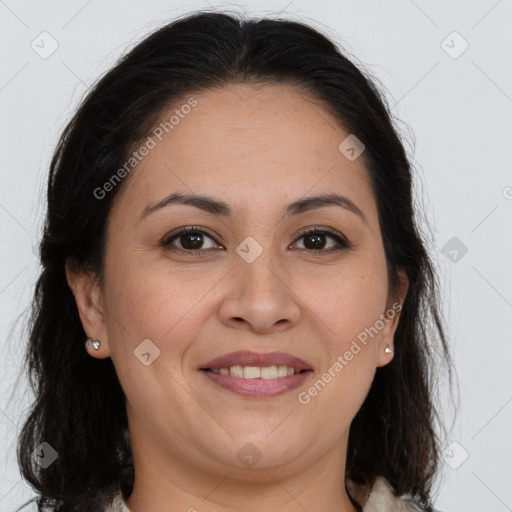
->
xmin=297 ymin=301 xmax=402 ymax=405
xmin=93 ymin=97 xmax=198 ymax=200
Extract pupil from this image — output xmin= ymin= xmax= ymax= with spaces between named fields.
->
xmin=304 ymin=234 xmax=325 ymax=250
xmin=181 ymin=233 xmax=203 ymax=250
xmin=178 ymin=233 xmax=327 ymax=251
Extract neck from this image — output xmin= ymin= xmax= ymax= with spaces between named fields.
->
xmin=125 ymin=424 xmax=359 ymax=512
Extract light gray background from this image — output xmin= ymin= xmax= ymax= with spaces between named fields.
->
xmin=1 ymin=1 xmax=511 ymax=511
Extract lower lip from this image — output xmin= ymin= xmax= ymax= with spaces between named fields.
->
xmin=200 ymin=370 xmax=313 ymax=398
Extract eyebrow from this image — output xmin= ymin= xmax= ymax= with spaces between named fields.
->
xmin=139 ymin=192 xmax=367 ymax=225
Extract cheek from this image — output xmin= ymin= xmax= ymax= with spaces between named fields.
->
xmin=293 ymin=259 xmax=389 ymax=351
xmin=102 ymin=250 xmax=223 ymax=361
xmin=302 ymin=261 xmax=388 ymax=421
xmin=295 ymin=269 xmax=384 ymax=431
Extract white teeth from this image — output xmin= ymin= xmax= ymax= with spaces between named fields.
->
xmin=230 ymin=365 xmax=244 ymax=378
xmin=212 ymin=365 xmax=298 ymax=379
xmin=260 ymin=366 xmax=278 ymax=379
xmin=243 ymin=366 xmax=261 ymax=379
xmin=278 ymin=366 xmax=288 ymax=377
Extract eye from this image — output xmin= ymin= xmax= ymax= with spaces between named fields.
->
xmin=161 ymin=227 xmax=222 ymax=254
xmin=161 ymin=226 xmax=352 ymax=255
xmin=291 ymin=227 xmax=351 ymax=254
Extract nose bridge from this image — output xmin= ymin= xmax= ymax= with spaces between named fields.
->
xmin=235 ymin=235 xmax=286 ymax=299
xmin=219 ymin=235 xmax=301 ymax=332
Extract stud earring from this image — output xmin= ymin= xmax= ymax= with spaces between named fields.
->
xmin=384 ymin=345 xmax=393 ymax=354
xmin=85 ymin=338 xmax=101 ymax=350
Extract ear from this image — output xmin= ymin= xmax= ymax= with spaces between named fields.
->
xmin=376 ymin=268 xmax=409 ymax=368
xmin=65 ymin=258 xmax=111 ymax=359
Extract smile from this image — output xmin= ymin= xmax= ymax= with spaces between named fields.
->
xmin=200 ymin=366 xmax=313 ymax=397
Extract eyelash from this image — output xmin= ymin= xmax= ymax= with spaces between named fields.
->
xmin=161 ymin=226 xmax=352 ymax=256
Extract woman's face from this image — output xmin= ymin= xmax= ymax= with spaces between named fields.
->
xmin=70 ymin=83 xmax=407 ymax=481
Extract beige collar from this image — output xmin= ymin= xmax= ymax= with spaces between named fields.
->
xmin=106 ymin=475 xmax=425 ymax=512
xmin=345 ymin=476 xmax=426 ymax=511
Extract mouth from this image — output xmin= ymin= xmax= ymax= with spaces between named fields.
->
xmin=201 ymin=366 xmax=311 ymax=378
xmin=199 ymin=351 xmax=314 ymax=398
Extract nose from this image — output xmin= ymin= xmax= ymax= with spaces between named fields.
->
xmin=218 ymin=253 xmax=301 ymax=333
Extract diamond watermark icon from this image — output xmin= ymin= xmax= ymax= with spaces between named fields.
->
xmin=442 ymin=440 xmax=469 ymax=469
xmin=441 ymin=31 xmax=469 ymax=59
xmin=338 ymin=134 xmax=365 ymax=161
xmin=236 ymin=236 xmax=263 ymax=263
xmin=441 ymin=236 xmax=468 ymax=263
xmin=33 ymin=442 xmax=58 ymax=469
xmin=236 ymin=442 xmax=262 ymax=467
xmin=31 ymin=31 xmax=59 ymax=59
xmin=134 ymin=338 xmax=161 ymax=366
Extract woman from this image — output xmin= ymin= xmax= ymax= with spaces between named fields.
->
xmin=16 ymin=10 xmax=455 ymax=512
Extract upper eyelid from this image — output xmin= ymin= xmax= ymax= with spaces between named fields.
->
xmin=162 ymin=226 xmax=218 ymax=245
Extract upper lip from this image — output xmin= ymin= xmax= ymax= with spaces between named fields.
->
xmin=200 ymin=351 xmax=313 ymax=371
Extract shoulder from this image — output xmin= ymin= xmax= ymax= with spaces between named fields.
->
xmin=346 ymin=475 xmax=431 ymax=512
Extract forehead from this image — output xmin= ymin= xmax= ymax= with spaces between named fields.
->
xmin=111 ymin=82 xmax=377 ymax=226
